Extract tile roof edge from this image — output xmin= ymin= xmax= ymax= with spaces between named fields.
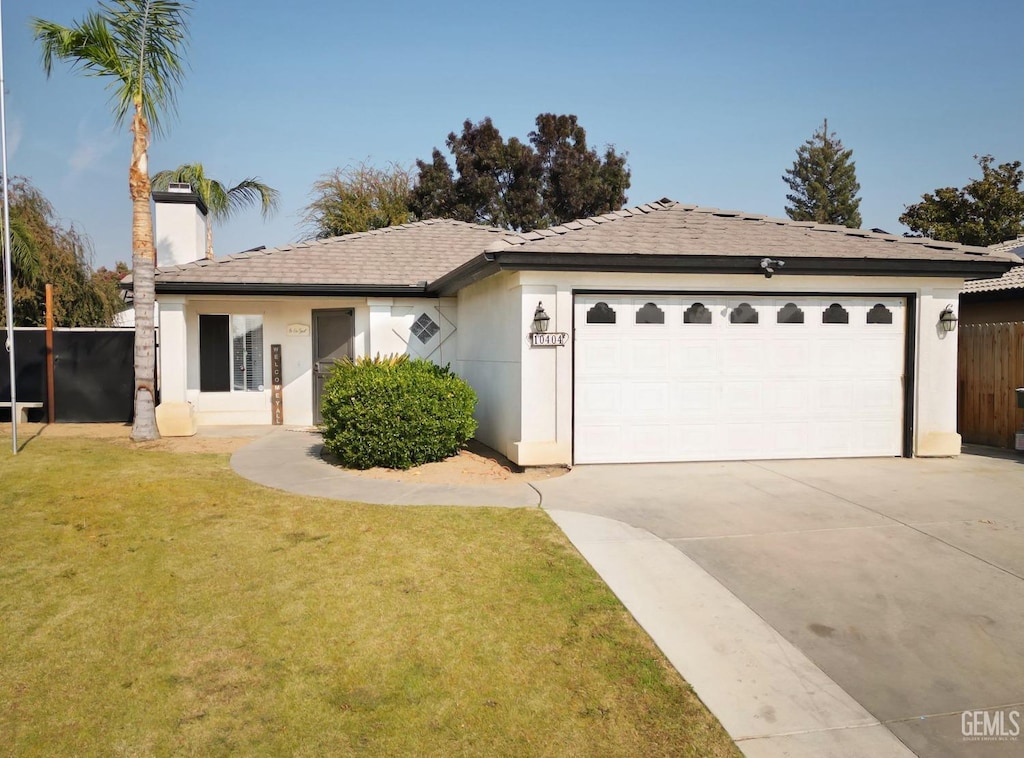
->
xmin=155 ymin=218 xmax=511 ymax=274
xmin=489 ymin=199 xmax=999 ymax=258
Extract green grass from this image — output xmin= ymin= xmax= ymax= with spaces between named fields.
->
xmin=0 ymin=436 xmax=738 ymax=757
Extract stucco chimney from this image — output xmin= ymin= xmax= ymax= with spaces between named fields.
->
xmin=153 ymin=184 xmax=209 ymax=266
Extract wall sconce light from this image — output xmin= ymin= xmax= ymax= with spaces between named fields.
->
xmin=532 ymin=302 xmax=551 ymax=333
xmin=939 ymin=304 xmax=958 ymax=333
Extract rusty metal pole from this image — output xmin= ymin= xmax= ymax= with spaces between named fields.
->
xmin=45 ymin=283 xmax=55 ymax=424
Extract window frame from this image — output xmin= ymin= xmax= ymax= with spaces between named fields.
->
xmin=198 ymin=312 xmax=266 ymax=393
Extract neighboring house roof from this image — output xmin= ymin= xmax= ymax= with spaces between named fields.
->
xmin=962 ymin=237 xmax=1024 ymax=294
xmin=152 ymin=219 xmax=513 ymax=295
xmin=152 ymin=200 xmax=1020 ymax=297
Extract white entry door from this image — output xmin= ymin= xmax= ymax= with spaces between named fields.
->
xmin=573 ymin=295 xmax=906 ymax=464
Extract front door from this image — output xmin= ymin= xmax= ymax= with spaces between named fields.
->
xmin=312 ymin=309 xmax=354 ymax=424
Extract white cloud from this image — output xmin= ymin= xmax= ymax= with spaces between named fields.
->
xmin=67 ymin=120 xmax=119 ymax=175
xmin=5 ymin=119 xmax=21 ymax=160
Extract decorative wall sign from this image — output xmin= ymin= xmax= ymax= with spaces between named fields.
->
xmin=271 ymin=344 xmax=284 ymax=425
xmin=286 ymin=323 xmax=310 ymax=336
xmin=530 ymin=332 xmax=569 ymax=347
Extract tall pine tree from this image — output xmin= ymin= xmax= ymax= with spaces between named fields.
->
xmin=783 ymin=119 xmax=862 ymax=228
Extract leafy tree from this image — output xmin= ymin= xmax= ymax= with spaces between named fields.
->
xmin=899 ymin=155 xmax=1024 ymax=247
xmin=1 ymin=177 xmax=125 ymax=328
xmin=302 ymin=161 xmax=414 ymax=239
xmin=152 ymin=162 xmax=279 ymax=257
xmin=783 ymin=119 xmax=863 ymax=228
xmin=34 ymin=0 xmax=193 ymax=441
xmin=410 ymin=114 xmax=630 ymax=230
xmin=531 ymin=113 xmax=630 ymax=223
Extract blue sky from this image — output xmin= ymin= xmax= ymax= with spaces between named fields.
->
xmin=5 ymin=0 xmax=1024 ymax=269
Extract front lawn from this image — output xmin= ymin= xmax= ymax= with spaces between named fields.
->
xmin=0 ymin=435 xmax=737 ymax=756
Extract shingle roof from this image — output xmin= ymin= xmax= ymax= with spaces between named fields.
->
xmin=153 ymin=219 xmax=513 ymax=289
xmin=485 ymin=201 xmax=1020 ymax=263
xmin=153 ymin=200 xmax=1019 ymax=294
xmin=962 ymin=237 xmax=1024 ymax=293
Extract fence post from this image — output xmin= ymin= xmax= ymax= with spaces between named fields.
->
xmin=45 ymin=283 xmax=55 ymax=424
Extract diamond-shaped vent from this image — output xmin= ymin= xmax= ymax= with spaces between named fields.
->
xmin=411 ymin=313 xmax=440 ymax=344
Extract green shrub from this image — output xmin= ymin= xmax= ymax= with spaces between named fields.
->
xmin=319 ymin=354 xmax=478 ymax=470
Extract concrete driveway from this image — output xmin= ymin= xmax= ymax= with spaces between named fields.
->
xmin=535 ymin=449 xmax=1024 ymax=757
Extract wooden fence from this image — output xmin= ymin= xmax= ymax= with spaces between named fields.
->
xmin=958 ymin=322 xmax=1024 ymax=448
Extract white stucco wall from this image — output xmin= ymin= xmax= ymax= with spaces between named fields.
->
xmin=456 ymin=270 xmax=969 ymax=465
xmin=455 ymin=272 xmax=523 ymax=459
xmin=154 ymin=201 xmax=208 ymax=267
xmin=157 ymin=295 xmax=456 ymax=427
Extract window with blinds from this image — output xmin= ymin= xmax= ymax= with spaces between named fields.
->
xmin=231 ymin=315 xmax=265 ymax=392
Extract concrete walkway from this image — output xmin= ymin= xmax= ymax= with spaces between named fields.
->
xmin=229 ymin=428 xmax=539 ymax=507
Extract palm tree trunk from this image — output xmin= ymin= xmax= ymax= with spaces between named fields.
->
xmin=206 ymin=217 xmax=214 ymax=259
xmin=129 ymin=104 xmax=160 ymax=441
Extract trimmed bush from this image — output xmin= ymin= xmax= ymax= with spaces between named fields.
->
xmin=319 ymin=354 xmax=478 ymax=470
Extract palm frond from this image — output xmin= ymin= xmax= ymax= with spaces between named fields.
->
xmin=225 ymin=179 xmax=281 ymax=220
xmin=1 ymin=215 xmax=42 ymax=285
xmin=33 ymin=1 xmax=192 ymax=135
xmin=151 ymin=162 xmax=280 ymax=222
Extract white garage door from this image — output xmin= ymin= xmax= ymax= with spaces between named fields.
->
xmin=574 ymin=295 xmax=906 ymax=464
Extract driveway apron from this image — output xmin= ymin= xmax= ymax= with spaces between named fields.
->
xmin=536 ymin=452 xmax=1024 ymax=758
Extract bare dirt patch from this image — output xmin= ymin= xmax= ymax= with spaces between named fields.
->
xmin=334 ymin=439 xmax=568 ymax=485
xmin=2 ymin=423 xmax=260 ymax=455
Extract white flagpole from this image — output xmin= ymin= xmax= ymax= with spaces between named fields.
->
xmin=0 ymin=0 xmax=18 ymax=455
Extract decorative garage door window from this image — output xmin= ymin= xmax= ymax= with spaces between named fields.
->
xmin=683 ymin=303 xmax=712 ymax=324
xmin=867 ymin=303 xmax=893 ymax=324
xmin=587 ymin=302 xmax=616 ymax=324
xmin=411 ymin=313 xmax=440 ymax=344
xmin=822 ymin=303 xmax=850 ymax=324
xmin=730 ymin=302 xmax=759 ymax=323
xmin=635 ymin=302 xmax=665 ymax=324
xmin=777 ymin=302 xmax=805 ymax=324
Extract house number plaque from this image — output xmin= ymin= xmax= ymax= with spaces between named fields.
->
xmin=530 ymin=332 xmax=569 ymax=347
xmin=271 ymin=344 xmax=284 ymax=425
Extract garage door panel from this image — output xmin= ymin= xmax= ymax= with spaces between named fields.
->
xmin=673 ymin=382 xmax=719 ymax=415
xmin=721 ymin=381 xmax=765 ymax=414
xmin=577 ymin=340 xmax=622 ymax=375
xmin=628 ymin=423 xmax=674 ymax=459
xmin=721 ymin=340 xmax=767 ymax=374
xmin=769 ymin=380 xmax=812 ymax=413
xmin=575 ymin=294 xmax=906 ymax=464
xmin=767 ymin=339 xmax=813 ymax=375
xmin=625 ymin=381 xmax=671 ymax=415
xmin=673 ymin=423 xmax=725 ymax=457
xmin=628 ymin=340 xmax=671 ymax=372
xmin=578 ymin=380 xmax=622 ymax=416
xmin=857 ymin=380 xmax=902 ymax=411
xmin=574 ymin=424 xmax=625 ymax=463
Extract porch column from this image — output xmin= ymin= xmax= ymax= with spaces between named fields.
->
xmin=915 ymin=288 xmax=962 ymax=456
xmin=158 ymin=297 xmax=188 ymax=404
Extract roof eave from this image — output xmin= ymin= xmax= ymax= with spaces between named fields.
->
xmin=153 ymin=282 xmax=433 ymax=297
xmin=430 ymin=252 xmax=1016 ymax=294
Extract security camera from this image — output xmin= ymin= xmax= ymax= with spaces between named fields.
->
xmin=760 ymin=258 xmax=786 ymax=278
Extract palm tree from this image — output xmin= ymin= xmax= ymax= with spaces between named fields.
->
xmin=152 ymin=163 xmax=279 ymax=259
xmin=33 ymin=1 xmax=192 ymax=441
xmin=0 ymin=212 xmax=41 ymax=327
